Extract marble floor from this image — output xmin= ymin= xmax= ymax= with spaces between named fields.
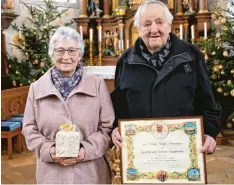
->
xmin=1 ymin=145 xmax=234 ymax=184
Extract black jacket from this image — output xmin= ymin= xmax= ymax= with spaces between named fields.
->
xmin=111 ymin=33 xmax=221 ymax=139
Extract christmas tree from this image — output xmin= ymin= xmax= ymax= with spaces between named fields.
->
xmin=3 ymin=0 xmax=73 ymax=87
xmin=196 ymin=0 xmax=234 ymax=127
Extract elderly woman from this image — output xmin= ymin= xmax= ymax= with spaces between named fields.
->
xmin=111 ymin=0 xmax=220 ymax=153
xmin=22 ymin=26 xmax=114 ymax=184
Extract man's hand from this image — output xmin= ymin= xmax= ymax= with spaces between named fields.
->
xmin=111 ymin=127 xmax=122 ymax=148
xmin=200 ymin=135 xmax=216 ymax=154
xmin=50 ymin=146 xmax=86 ymax=166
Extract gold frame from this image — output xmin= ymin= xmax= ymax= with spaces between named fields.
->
xmin=119 ymin=116 xmax=207 ymax=184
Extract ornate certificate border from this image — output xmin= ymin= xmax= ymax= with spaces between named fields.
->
xmin=119 ymin=116 xmax=207 ymax=184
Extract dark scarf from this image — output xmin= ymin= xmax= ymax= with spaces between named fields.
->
xmin=51 ymin=63 xmax=83 ymax=100
xmin=140 ymin=36 xmax=172 ymax=71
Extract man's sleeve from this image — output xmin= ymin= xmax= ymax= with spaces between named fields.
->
xmin=193 ymin=47 xmax=221 ymax=139
xmin=110 ymin=49 xmax=131 ymax=128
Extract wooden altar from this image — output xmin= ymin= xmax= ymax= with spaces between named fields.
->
xmin=74 ymin=0 xmax=212 ymax=66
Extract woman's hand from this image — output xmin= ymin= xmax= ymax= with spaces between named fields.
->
xmin=62 ymin=147 xmax=86 ymax=166
xmin=111 ymin=127 xmax=122 ymax=148
xmin=49 ymin=146 xmax=65 ymax=164
xmin=50 ymin=146 xmax=86 ymax=166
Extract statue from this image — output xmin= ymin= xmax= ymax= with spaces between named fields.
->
xmin=182 ymin=0 xmax=195 ymax=15
xmin=103 ymin=30 xmax=116 ymax=56
xmin=88 ymin=0 xmax=103 ymax=17
xmin=104 ymin=30 xmax=112 ymax=50
xmin=112 ymin=28 xmax=119 ymax=53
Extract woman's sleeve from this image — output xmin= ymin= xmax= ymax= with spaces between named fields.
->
xmin=80 ymin=78 xmax=115 ymax=161
xmin=22 ymin=84 xmax=55 ymax=162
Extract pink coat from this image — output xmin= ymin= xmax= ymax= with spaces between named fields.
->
xmin=22 ymin=68 xmax=114 ymax=184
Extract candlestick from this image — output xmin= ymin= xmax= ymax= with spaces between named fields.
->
xmin=180 ymin=24 xmax=183 ymax=40
xmin=121 ymin=39 xmax=124 ymax=51
xmin=126 ymin=39 xmax=129 ymax=48
xmin=89 ymin=40 xmax=93 ymax=66
xmin=98 ymin=41 xmax=102 ymax=66
xmin=98 ymin=26 xmax=102 ymax=42
xmin=79 ymin=26 xmax=83 ymax=40
xmin=191 ymin=25 xmax=195 ymax=40
xmin=118 ymin=40 xmax=121 ymax=51
xmin=89 ymin=28 xmax=93 ymax=42
xmin=204 ymin=22 xmax=207 ymax=39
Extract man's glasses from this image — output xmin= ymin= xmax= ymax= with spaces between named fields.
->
xmin=54 ymin=47 xmax=79 ymax=56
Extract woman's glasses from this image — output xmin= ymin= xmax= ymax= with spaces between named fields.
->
xmin=54 ymin=47 xmax=79 ymax=56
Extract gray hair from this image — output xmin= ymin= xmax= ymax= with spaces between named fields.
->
xmin=134 ymin=0 xmax=174 ymax=28
xmin=48 ymin=26 xmax=85 ymax=60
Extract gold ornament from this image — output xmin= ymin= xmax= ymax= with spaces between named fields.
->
xmin=40 ymin=62 xmax=45 ymax=67
xmin=216 ymin=32 xmax=221 ymax=38
xmin=231 ymin=69 xmax=234 ymax=74
xmin=34 ymin=59 xmax=39 ymax=64
xmin=12 ymin=80 xmax=16 ymax=86
xmin=226 ymin=122 xmax=233 ymax=128
xmin=16 ymin=71 xmax=19 ymax=74
xmin=57 ymin=18 xmax=63 ymax=25
xmin=211 ymin=14 xmax=216 ymax=19
xmin=231 ymin=89 xmax=234 ymax=97
xmin=217 ymin=88 xmax=223 ymax=93
xmin=214 ymin=20 xmax=220 ymax=25
xmin=224 ymin=93 xmax=228 ymax=96
xmin=221 ymin=17 xmax=226 ymax=23
xmin=20 ymin=83 xmax=23 ymax=87
xmin=65 ymin=9 xmax=71 ymax=16
xmin=221 ymin=71 xmax=225 ymax=75
xmin=211 ymin=74 xmax=217 ymax=79
xmin=218 ymin=65 xmax=223 ymax=69
xmin=9 ymin=64 xmax=11 ymax=68
xmin=222 ymin=25 xmax=228 ymax=31
xmin=205 ymin=54 xmax=209 ymax=61
xmin=227 ymin=80 xmax=232 ymax=85
xmin=223 ymin=51 xmax=228 ymax=57
xmin=213 ymin=65 xmax=219 ymax=72
xmin=212 ymin=51 xmax=216 ymax=55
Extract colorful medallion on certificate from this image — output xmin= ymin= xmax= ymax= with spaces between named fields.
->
xmin=120 ymin=117 xmax=206 ymax=184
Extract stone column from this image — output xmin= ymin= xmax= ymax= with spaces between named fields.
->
xmin=79 ymin=0 xmax=88 ymax=18
xmin=198 ymin=0 xmax=208 ymax=13
xmin=176 ymin=0 xmax=183 ymax=16
xmin=103 ymin=0 xmax=110 ymax=18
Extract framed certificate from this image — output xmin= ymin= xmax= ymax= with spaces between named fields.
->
xmin=119 ymin=116 xmax=207 ymax=184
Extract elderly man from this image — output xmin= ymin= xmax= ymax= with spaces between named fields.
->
xmin=111 ymin=0 xmax=220 ymax=153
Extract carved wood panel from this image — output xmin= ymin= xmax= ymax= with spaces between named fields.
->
xmin=1 ymin=86 xmax=29 ymax=119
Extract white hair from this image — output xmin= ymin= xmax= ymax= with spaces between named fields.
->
xmin=48 ymin=26 xmax=85 ymax=60
xmin=134 ymin=0 xmax=174 ymax=28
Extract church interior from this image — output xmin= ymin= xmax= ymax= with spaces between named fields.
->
xmin=1 ymin=0 xmax=234 ymax=184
